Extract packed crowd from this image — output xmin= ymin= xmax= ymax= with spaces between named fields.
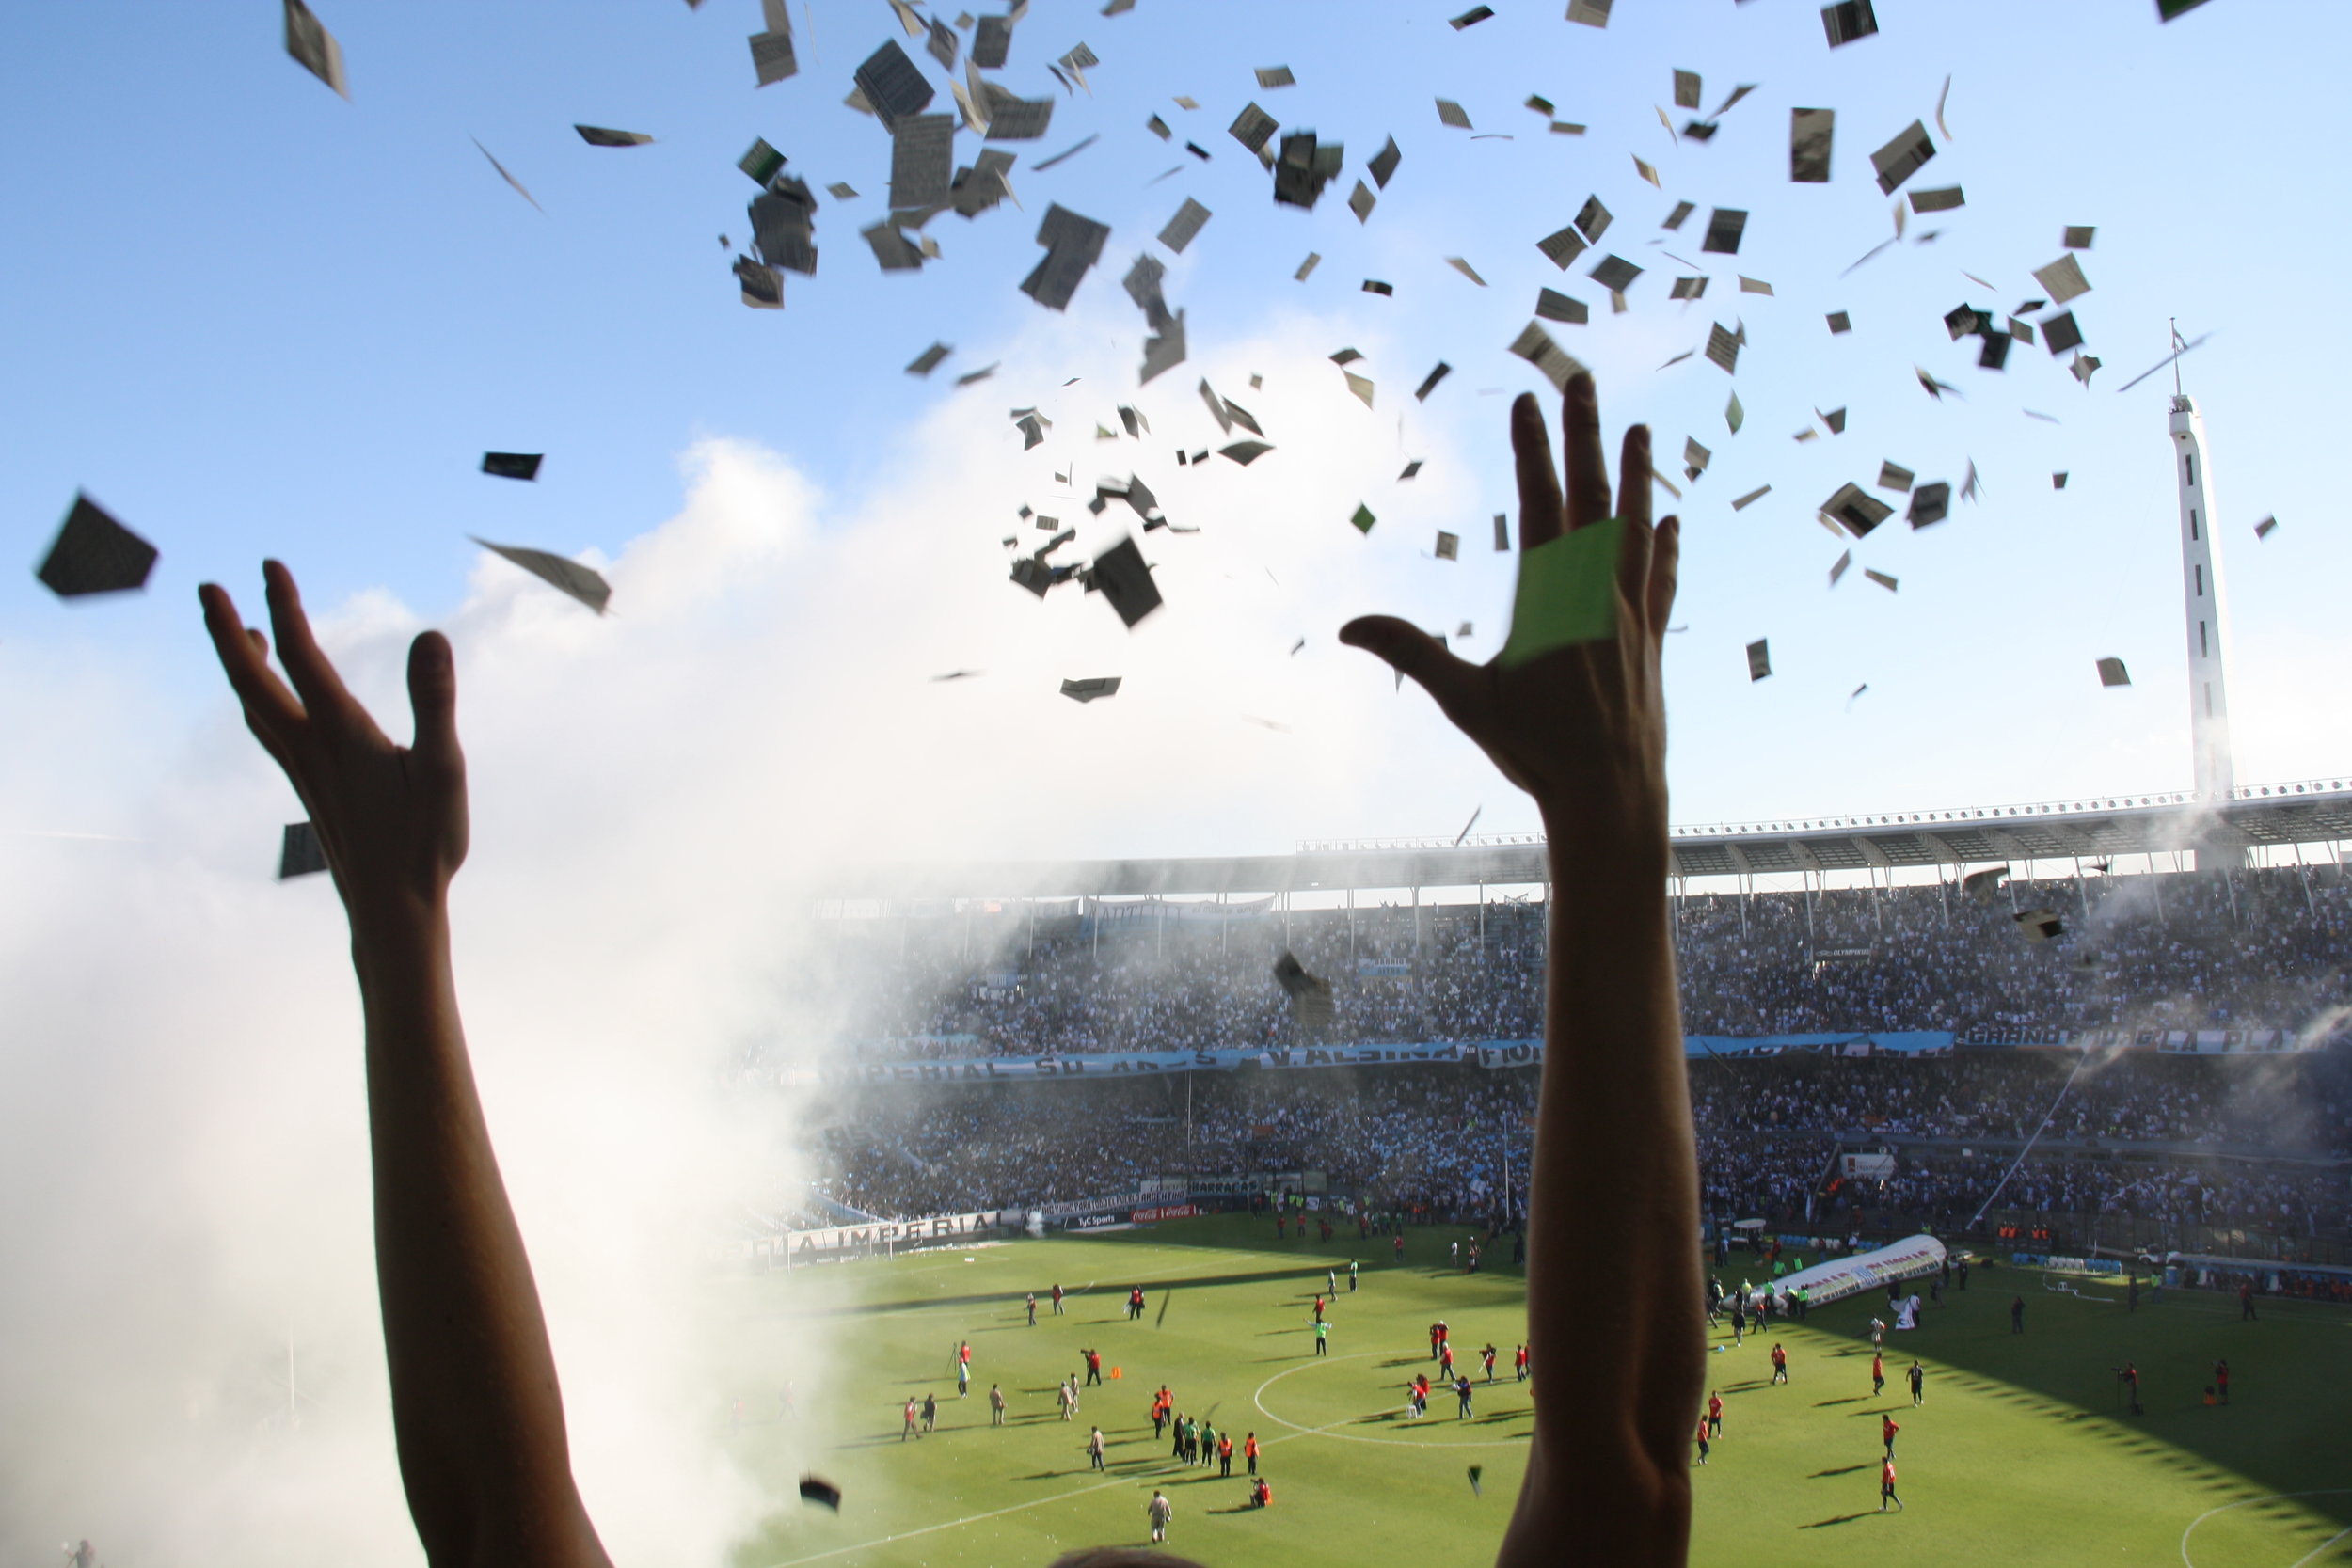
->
xmin=797 ymin=1055 xmax=2352 ymax=1250
xmin=816 ymin=865 xmax=2352 ymax=1055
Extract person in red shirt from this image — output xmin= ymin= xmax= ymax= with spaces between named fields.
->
xmin=1770 ymin=1343 xmax=1788 ymax=1385
xmin=1881 ymin=1414 xmax=1899 ymax=1459
xmin=1481 ymin=1343 xmax=1499 ymax=1382
xmin=1430 ymin=1322 xmax=1444 ymax=1360
xmin=1692 ymin=1415 xmax=1709 ymax=1466
xmin=1251 ymin=1477 xmax=1273 ymax=1509
xmin=1391 ymin=1234 xmax=1406 ymax=1265
xmin=1515 ymin=1343 xmax=1531 ymax=1381
xmin=1051 ymin=1283 xmax=1065 ymax=1317
xmin=1244 ymin=1431 xmax=1260 ymax=1476
xmin=1440 ymin=1341 xmax=1456 ymax=1378
xmin=2214 ymin=1358 xmax=2231 ymax=1404
xmin=1880 ymin=1457 xmax=1904 ymax=1512
xmin=1313 ymin=1295 xmax=1326 ymax=1324
xmin=1871 ymin=1351 xmax=1885 ymax=1398
xmin=1705 ymin=1390 xmax=1723 ymax=1438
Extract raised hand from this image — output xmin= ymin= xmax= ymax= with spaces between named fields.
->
xmin=1340 ymin=372 xmax=1679 ymax=857
xmin=199 ymin=560 xmax=468 ymax=926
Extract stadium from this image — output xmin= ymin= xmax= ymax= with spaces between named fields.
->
xmin=717 ymin=777 xmax=2352 ymax=1568
xmin=16 ymin=5 xmax=2352 ymax=1568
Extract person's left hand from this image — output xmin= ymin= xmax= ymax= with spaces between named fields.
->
xmin=199 ymin=560 xmax=469 ymax=929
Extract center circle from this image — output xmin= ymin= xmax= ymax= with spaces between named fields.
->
xmin=1252 ymin=1349 xmax=1535 ymax=1449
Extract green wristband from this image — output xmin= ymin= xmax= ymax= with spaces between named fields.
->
xmin=1498 ymin=516 xmax=1623 ymax=669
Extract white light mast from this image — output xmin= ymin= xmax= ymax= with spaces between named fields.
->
xmin=2166 ymin=321 xmax=2236 ymax=804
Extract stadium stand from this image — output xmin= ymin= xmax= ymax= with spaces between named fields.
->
xmin=816 ymin=864 xmax=2350 ymax=1053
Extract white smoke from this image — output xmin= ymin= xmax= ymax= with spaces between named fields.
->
xmin=0 ymin=305 xmax=1521 ymax=1567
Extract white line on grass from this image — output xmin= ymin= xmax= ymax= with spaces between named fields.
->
xmin=1251 ymin=1350 xmax=1532 ymax=1449
xmin=757 ymin=1386 xmax=1383 ymax=1567
xmin=2179 ymin=1488 xmax=2352 ymax=1568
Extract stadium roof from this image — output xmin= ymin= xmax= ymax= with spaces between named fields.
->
xmin=832 ymin=779 xmax=2352 ymax=901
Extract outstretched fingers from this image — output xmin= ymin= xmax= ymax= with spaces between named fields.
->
xmin=1646 ymin=517 xmax=1682 ymax=644
xmin=1560 ymin=373 xmax=1613 ymax=531
xmin=200 ymin=583 xmax=304 ymax=737
xmin=406 ymin=631 xmax=463 ymax=769
xmin=262 ymin=561 xmax=362 ymax=730
xmin=1511 ymin=393 xmax=1565 ymax=553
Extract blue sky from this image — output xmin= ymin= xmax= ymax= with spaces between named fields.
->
xmin=4 ymin=0 xmax=2347 ymax=850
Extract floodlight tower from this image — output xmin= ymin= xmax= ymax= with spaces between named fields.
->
xmin=2167 ymin=324 xmax=2237 ymax=805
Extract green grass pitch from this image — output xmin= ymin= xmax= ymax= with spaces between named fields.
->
xmin=714 ymin=1216 xmax=2351 ymax=1568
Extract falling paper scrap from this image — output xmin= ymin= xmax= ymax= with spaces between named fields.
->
xmin=1731 ymin=484 xmax=1771 ymax=511
xmin=1509 ymin=322 xmax=1582 ymax=391
xmin=1091 ymin=537 xmax=1162 ymax=627
xmin=1822 ymin=483 xmax=1893 ymax=536
xmin=799 ymin=1478 xmax=844 ymax=1512
xmin=1415 ymin=362 xmax=1452 ymax=401
xmin=2063 ymin=225 xmax=2096 ymax=249
xmin=282 ymin=0 xmax=349 ymax=97
xmin=1907 ymin=483 xmax=1951 ymax=527
xmin=481 ymin=452 xmax=543 ymax=481
xmin=1060 ymin=677 xmax=1122 ymax=703
xmin=1821 ymin=0 xmax=1879 ymax=45
xmin=471 ymin=138 xmax=544 ymax=213
xmin=855 ymin=40 xmax=935 ymax=133
xmin=1256 ymin=65 xmax=1296 ymax=88
xmin=1701 ymin=209 xmax=1747 ymax=255
xmin=278 ymin=820 xmax=329 ymax=880
xmin=1869 ymin=121 xmax=1935 ymax=195
xmin=2031 ymin=254 xmax=2092 ymax=306
xmin=1158 ymin=198 xmax=1212 ymax=252
xmin=1827 ymin=311 xmax=1852 ymax=334
xmin=1435 ymin=531 xmax=1459 ymax=561
xmin=1536 ymin=289 xmax=1588 ymax=325
xmin=1352 ymin=503 xmax=1376 ymax=534
xmin=906 ymin=342 xmax=951 ymax=376
xmin=575 ymin=125 xmax=654 ymax=147
xmin=1790 ymin=108 xmax=1834 ymax=182
xmin=1493 ymin=514 xmax=1510 ymax=550
xmin=2254 ymin=515 xmax=2278 ymax=539
xmin=1876 ymin=461 xmax=1914 ymax=493
xmin=1020 ymin=204 xmax=1110 ymax=310
xmin=2014 ymin=909 xmax=2065 ymax=942
xmin=1864 ymin=569 xmax=1898 ymax=593
xmin=1830 ymin=550 xmax=1851 ymax=587
xmin=735 ymin=256 xmax=783 ymax=308
xmin=1273 ymin=951 xmax=1336 ymax=1035
xmin=1436 ymin=99 xmax=1472 ymax=130
xmin=1746 ymin=639 xmax=1772 ymax=681
xmin=1221 ymin=441 xmax=1274 ymax=465
xmin=2096 ymin=657 xmax=2131 ymax=688
xmin=36 ymin=494 xmax=157 ymax=598
xmin=470 ymin=537 xmax=612 ymax=615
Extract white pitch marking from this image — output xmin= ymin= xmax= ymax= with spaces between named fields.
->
xmin=2179 ymin=1488 xmax=2352 ymax=1568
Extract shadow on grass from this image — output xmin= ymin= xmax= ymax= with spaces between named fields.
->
xmin=1810 ymin=1464 xmax=1874 ymax=1478
xmin=1799 ymin=1512 xmax=1880 ymax=1528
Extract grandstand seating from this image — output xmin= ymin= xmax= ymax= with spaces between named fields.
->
xmin=812 ymin=865 xmax=2350 ymax=1053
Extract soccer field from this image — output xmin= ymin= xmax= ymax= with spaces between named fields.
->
xmin=715 ymin=1217 xmax=2351 ymax=1568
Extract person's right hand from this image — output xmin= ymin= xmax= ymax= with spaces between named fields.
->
xmin=1341 ymin=372 xmax=1679 ymax=854
xmin=199 ymin=560 xmax=469 ymax=928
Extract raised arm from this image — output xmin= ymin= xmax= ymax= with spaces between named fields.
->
xmin=200 ymin=562 xmax=612 ymax=1568
xmin=1343 ymin=373 xmax=1699 ymax=1567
